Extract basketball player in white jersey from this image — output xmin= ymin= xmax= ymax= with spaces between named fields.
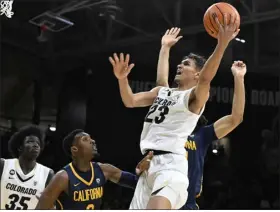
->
xmin=0 ymin=125 xmax=54 ymax=209
xmin=109 ymin=14 xmax=240 ymax=209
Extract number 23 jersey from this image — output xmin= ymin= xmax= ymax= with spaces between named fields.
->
xmin=0 ymin=158 xmax=51 ymax=209
xmin=140 ymin=87 xmax=204 ymax=155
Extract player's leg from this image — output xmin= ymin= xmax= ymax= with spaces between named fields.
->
xmin=147 ymin=169 xmax=188 ymax=209
xmin=147 ymin=192 xmax=172 ymax=209
xmin=129 ymin=171 xmax=152 ymax=209
xmin=149 ymin=172 xmax=188 ymax=209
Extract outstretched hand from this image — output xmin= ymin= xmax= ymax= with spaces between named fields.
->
xmin=109 ymin=53 xmax=135 ymax=80
xmin=161 ymin=27 xmax=183 ymax=48
xmin=214 ymin=13 xmax=240 ymax=46
xmin=231 ymin=60 xmax=246 ymax=77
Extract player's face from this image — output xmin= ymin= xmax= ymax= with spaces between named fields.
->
xmin=20 ymin=135 xmax=41 ymax=159
xmin=76 ymin=133 xmax=98 ymax=159
xmin=175 ymin=58 xmax=199 ymax=85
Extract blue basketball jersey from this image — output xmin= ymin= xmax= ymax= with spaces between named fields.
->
xmin=56 ymin=162 xmax=106 ymax=210
xmin=183 ymin=124 xmax=217 ymax=209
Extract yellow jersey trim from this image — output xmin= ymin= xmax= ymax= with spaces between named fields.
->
xmin=69 ymin=162 xmax=94 ymax=186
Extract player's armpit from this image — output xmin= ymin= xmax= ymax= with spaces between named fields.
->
xmin=156 ymin=80 xmax=169 ymax=87
xmin=213 ymin=115 xmax=242 ymax=139
xmin=187 ymin=87 xmax=209 ymax=115
xmin=35 ymin=170 xmax=68 ymax=209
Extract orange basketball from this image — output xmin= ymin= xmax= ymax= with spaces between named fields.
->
xmin=203 ymin=2 xmax=240 ymax=39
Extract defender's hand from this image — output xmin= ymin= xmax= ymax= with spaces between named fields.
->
xmin=231 ymin=60 xmax=246 ymax=77
xmin=135 ymin=151 xmax=154 ymax=175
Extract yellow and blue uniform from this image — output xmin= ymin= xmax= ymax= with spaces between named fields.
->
xmin=56 ymin=162 xmax=106 ymax=210
xmin=183 ymin=124 xmax=217 ymax=210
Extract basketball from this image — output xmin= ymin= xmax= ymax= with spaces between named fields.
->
xmin=203 ymin=2 xmax=240 ymax=39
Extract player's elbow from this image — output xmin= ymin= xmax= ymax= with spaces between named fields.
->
xmin=124 ymin=98 xmax=136 ymax=108
xmin=197 ymin=78 xmax=212 ymax=94
xmin=124 ymin=101 xmax=135 ymax=108
xmin=232 ymin=115 xmax=243 ymax=126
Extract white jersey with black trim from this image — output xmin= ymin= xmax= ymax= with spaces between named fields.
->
xmin=140 ymin=87 xmax=205 ymax=155
xmin=0 ymin=158 xmax=50 ymax=209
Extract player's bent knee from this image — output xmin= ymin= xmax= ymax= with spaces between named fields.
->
xmin=146 ymin=196 xmax=171 ymax=209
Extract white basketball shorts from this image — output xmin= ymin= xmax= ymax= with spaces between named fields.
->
xmin=129 ymin=153 xmax=189 ymax=209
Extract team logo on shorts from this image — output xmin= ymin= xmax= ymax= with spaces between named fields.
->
xmin=9 ymin=169 xmax=15 ymax=175
xmin=96 ymin=178 xmax=100 ymax=184
xmin=34 ymin=181 xmax=38 ymax=186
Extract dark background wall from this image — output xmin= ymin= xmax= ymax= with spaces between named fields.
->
xmin=0 ymin=0 xmax=279 ymax=209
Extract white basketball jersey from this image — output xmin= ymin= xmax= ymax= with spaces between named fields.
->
xmin=140 ymin=87 xmax=204 ymax=155
xmin=0 ymin=159 xmax=50 ymax=209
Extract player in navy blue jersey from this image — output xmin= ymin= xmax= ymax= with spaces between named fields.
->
xmin=36 ymin=129 xmax=153 ymax=209
xmin=183 ymin=59 xmax=245 ymax=209
xmin=156 ymin=28 xmax=246 ymax=209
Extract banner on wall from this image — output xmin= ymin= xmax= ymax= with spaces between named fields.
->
xmin=129 ymin=80 xmax=280 ymax=107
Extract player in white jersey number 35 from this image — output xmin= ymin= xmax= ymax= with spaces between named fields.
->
xmin=0 ymin=125 xmax=54 ymax=209
xmin=109 ymin=19 xmax=239 ymax=209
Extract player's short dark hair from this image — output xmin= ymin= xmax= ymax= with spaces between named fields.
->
xmin=183 ymin=53 xmax=206 ymax=71
xmin=193 ymin=115 xmax=208 ymax=134
xmin=8 ymin=125 xmax=45 ymax=158
xmin=62 ymin=129 xmax=84 ymax=156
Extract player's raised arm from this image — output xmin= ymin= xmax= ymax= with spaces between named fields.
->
xmin=156 ymin=28 xmax=183 ymax=87
xmin=99 ymin=151 xmax=153 ymax=189
xmin=213 ymin=61 xmax=246 ymax=139
xmin=36 ymin=170 xmax=68 ymax=209
xmin=109 ymin=53 xmax=161 ymax=108
xmin=189 ymin=13 xmax=240 ymax=113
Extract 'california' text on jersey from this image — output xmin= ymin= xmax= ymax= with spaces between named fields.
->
xmin=140 ymin=87 xmax=205 ymax=155
xmin=56 ymin=162 xmax=106 ymax=210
